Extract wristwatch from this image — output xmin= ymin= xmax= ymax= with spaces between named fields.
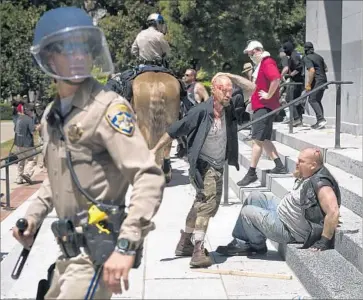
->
xmin=115 ymin=238 xmax=137 ymax=255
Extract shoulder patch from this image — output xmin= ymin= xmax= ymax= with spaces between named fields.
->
xmin=105 ymin=104 xmax=135 ymax=136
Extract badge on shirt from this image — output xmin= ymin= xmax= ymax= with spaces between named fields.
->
xmin=68 ymin=123 xmax=84 ymax=143
xmin=105 ymin=104 xmax=135 ymax=136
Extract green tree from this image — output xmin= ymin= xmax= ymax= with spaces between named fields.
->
xmin=98 ymin=0 xmax=157 ymax=71
xmin=0 ymin=2 xmax=49 ymax=101
xmin=158 ymin=0 xmax=305 ymax=77
xmin=0 ymin=0 xmax=306 ymax=101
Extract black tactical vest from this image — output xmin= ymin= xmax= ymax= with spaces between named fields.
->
xmin=300 ymin=166 xmax=341 ymax=248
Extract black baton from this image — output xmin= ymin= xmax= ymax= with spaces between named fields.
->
xmin=11 ymin=218 xmax=41 ymax=279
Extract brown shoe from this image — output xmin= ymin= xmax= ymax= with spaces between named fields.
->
xmin=175 ymin=230 xmax=194 ymax=256
xmin=189 ymin=241 xmax=212 ymax=268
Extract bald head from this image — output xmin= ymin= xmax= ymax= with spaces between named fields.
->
xmin=295 ymin=147 xmax=324 ymax=178
xmin=212 ymin=75 xmax=232 ymax=87
xmin=301 ymin=148 xmax=324 ymax=167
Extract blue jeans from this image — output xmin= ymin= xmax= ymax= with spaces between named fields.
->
xmin=232 ymin=191 xmax=295 ymax=250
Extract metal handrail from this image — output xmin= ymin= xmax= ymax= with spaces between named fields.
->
xmin=0 ymin=148 xmax=42 ymax=168
xmin=0 ymin=144 xmax=43 ymax=162
xmin=223 ymin=80 xmax=353 ymax=205
xmin=237 ymin=81 xmax=352 ymax=133
xmin=1 ymin=146 xmax=43 ymax=210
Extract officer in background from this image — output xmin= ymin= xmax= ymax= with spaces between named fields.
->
xmin=131 ymin=13 xmax=170 ymax=66
xmin=12 ymin=7 xmax=165 ymax=299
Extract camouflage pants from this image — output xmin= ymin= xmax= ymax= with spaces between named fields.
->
xmin=186 ymin=160 xmax=224 ymax=240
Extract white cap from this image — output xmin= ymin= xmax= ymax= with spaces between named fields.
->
xmin=243 ymin=40 xmax=264 ymax=53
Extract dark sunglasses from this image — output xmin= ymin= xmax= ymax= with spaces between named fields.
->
xmin=49 ymin=41 xmax=92 ymax=55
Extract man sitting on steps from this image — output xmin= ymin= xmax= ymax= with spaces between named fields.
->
xmin=216 ymin=148 xmax=341 ymax=256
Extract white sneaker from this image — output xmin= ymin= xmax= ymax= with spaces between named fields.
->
xmin=316 ymin=119 xmax=327 ymax=129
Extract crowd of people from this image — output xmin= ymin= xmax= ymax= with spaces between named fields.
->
xmin=10 ymin=7 xmax=339 ymax=299
xmin=150 ymin=38 xmax=337 ymax=268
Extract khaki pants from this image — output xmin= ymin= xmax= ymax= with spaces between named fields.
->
xmin=16 ymin=146 xmax=36 ymax=180
xmin=45 ymin=254 xmax=112 ymax=300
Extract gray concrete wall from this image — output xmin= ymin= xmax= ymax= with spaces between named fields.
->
xmin=341 ymin=0 xmax=363 ymax=135
xmin=305 ymin=0 xmax=363 ymax=135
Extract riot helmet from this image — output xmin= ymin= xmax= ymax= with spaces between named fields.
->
xmin=146 ymin=13 xmax=167 ymax=34
xmin=30 ymin=7 xmax=114 ymax=81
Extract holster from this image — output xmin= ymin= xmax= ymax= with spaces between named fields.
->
xmin=51 ymin=210 xmax=144 ymax=269
xmin=82 ymin=210 xmax=144 ymax=269
xmin=51 ymin=219 xmax=82 ymax=258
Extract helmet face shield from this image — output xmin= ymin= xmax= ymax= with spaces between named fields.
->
xmin=31 ymin=26 xmax=114 ymax=81
xmin=157 ymin=23 xmax=167 ymax=35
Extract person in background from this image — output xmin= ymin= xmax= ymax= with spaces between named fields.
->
xmin=303 ymin=42 xmax=328 ymax=129
xmin=14 ymin=103 xmax=37 ymax=184
xmin=11 ymin=99 xmax=19 ymax=129
xmin=240 ymin=62 xmax=255 ymax=140
xmin=222 ymin=63 xmax=245 ymax=125
xmin=176 ymin=68 xmax=210 ymax=158
xmin=278 ymin=47 xmax=291 ymax=123
xmin=279 ymin=47 xmax=290 ymax=79
xmin=283 ymin=41 xmax=305 ymax=126
xmin=182 ymin=68 xmax=209 ymax=106
xmin=237 ymin=40 xmax=287 ymax=187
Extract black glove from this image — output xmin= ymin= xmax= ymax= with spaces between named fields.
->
xmin=310 ymin=236 xmax=333 ymax=251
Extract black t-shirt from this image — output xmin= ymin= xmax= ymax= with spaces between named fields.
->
xmin=288 ymin=51 xmax=304 ymax=83
xmin=304 ymin=53 xmax=327 ymax=87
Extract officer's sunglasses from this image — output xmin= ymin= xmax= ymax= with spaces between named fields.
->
xmin=49 ymin=41 xmax=92 ymax=55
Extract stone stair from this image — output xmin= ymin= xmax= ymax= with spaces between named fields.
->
xmin=228 ymin=122 xmax=363 ymax=299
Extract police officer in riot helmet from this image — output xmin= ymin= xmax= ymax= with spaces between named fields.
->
xmin=12 ymin=6 xmax=165 ymax=299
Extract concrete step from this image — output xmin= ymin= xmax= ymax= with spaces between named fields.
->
xmin=269 ymin=176 xmax=363 ymax=274
xmin=272 ymin=123 xmax=363 ymax=179
xmin=228 ymin=165 xmax=269 ymax=203
xmin=237 ymin=140 xmax=293 ymax=189
xmin=326 ymin=148 xmax=363 ymax=179
xmin=227 ymin=173 xmax=363 ymax=299
xmin=285 ymin=244 xmax=363 ymax=299
xmin=237 ymin=131 xmax=363 ymax=219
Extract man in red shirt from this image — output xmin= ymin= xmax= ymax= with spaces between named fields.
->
xmin=237 ymin=40 xmax=287 ymax=186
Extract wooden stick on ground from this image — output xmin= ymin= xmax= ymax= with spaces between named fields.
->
xmin=192 ymin=268 xmax=293 ymax=280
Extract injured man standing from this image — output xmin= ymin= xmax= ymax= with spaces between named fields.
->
xmin=216 ymin=148 xmax=341 ymax=255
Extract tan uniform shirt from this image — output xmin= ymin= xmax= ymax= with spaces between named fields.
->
xmin=25 ymin=78 xmax=165 ymax=248
xmin=131 ymin=27 xmax=170 ymax=61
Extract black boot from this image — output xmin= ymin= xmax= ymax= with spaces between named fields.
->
xmin=216 ymin=239 xmax=267 ymax=256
